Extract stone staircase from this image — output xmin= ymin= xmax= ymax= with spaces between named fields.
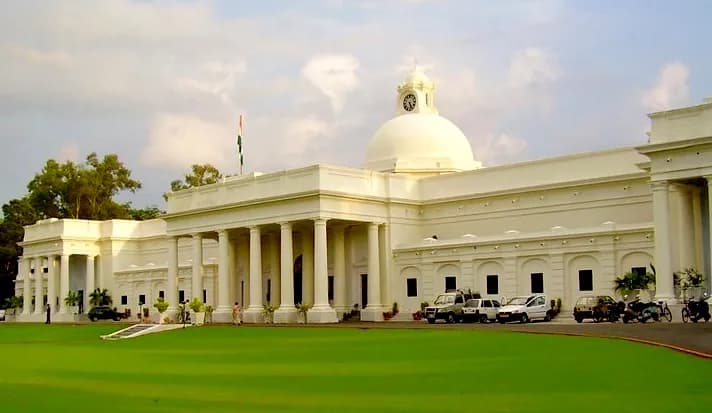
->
xmin=101 ymin=323 xmax=188 ymax=340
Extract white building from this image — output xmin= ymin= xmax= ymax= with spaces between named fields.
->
xmin=14 ymin=70 xmax=712 ymax=323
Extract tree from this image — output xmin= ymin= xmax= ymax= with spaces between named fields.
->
xmin=89 ymin=288 xmax=113 ymax=307
xmin=0 ymin=198 xmax=39 ymax=300
xmin=167 ymin=164 xmax=222 ymax=198
xmin=128 ymin=205 xmax=163 ymax=221
xmin=27 ymin=153 xmax=141 ymax=220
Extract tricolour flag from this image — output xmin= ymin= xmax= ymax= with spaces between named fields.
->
xmin=237 ymin=114 xmax=244 ymax=175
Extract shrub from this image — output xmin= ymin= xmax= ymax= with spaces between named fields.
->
xmin=188 ymin=297 xmax=204 ymax=313
xmin=153 ymin=297 xmax=169 ymax=313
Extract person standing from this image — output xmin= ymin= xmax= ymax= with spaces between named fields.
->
xmin=232 ymin=302 xmax=242 ymax=325
xmin=45 ymin=303 xmax=51 ymax=325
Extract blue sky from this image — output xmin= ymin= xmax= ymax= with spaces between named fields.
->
xmin=1 ymin=0 xmax=710 ymax=210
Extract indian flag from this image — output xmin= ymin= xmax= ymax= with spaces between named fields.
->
xmin=237 ymin=114 xmax=244 ymax=175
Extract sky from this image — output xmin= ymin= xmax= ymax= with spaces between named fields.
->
xmin=1 ymin=0 xmax=711 ymax=210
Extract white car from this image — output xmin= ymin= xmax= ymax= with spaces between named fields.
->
xmin=497 ymin=294 xmax=550 ymax=323
xmin=462 ymin=298 xmax=501 ymax=323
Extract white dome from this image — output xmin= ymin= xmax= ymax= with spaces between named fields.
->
xmin=364 ymin=113 xmax=480 ymax=173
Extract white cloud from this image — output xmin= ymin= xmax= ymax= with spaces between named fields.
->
xmin=141 ymin=114 xmax=234 ymax=170
xmin=474 ymin=133 xmax=529 ymax=165
xmin=173 ymin=60 xmax=247 ymax=106
xmin=641 ymin=62 xmax=690 ymax=112
xmin=3 ymin=44 xmax=71 ymax=68
xmin=509 ymin=48 xmax=562 ymax=88
xmin=302 ymin=54 xmax=360 ymax=112
xmin=282 ymin=117 xmax=332 ymax=157
xmin=58 ymin=143 xmax=80 ymax=162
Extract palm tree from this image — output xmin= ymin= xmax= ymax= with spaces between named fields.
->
xmin=89 ymin=288 xmax=112 ymax=307
xmin=613 ymin=271 xmax=655 ymax=297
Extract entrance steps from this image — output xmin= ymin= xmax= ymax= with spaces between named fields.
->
xmin=101 ymin=323 xmax=188 ymax=340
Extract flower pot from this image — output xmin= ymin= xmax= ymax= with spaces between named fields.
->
xmin=192 ymin=311 xmax=205 ymax=326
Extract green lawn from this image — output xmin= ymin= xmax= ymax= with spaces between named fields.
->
xmin=0 ymin=324 xmax=710 ymax=413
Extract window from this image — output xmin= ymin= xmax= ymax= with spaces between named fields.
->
xmin=579 ymin=270 xmax=593 ymax=291
xmin=203 ymin=289 xmax=207 ymax=304
xmin=631 ymin=267 xmax=646 ymax=277
xmin=159 ymin=290 xmax=165 ymax=299
xmin=486 ymin=275 xmax=499 ymax=295
xmin=483 ymin=300 xmax=491 ymax=308
xmin=179 ymin=290 xmax=185 ymax=303
xmin=455 ymin=295 xmax=464 ymax=304
xmin=121 ymin=295 xmax=127 ymax=305
xmin=531 ymin=273 xmax=544 ymax=294
xmin=138 ymin=294 xmax=146 ymax=305
xmin=43 ymin=267 xmax=48 ymax=273
xmin=406 ymin=278 xmax=418 ymax=297
xmin=493 ymin=300 xmax=501 ymax=307
xmin=445 ymin=276 xmax=457 ymax=291
xmin=327 ymin=276 xmax=334 ymax=301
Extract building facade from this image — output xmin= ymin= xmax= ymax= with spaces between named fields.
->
xmin=14 ymin=71 xmax=712 ymax=323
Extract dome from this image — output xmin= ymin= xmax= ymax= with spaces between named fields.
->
xmin=364 ymin=113 xmax=480 ymax=173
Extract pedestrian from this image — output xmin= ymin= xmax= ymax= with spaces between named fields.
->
xmin=232 ymin=302 xmax=242 ymax=325
xmin=45 ymin=303 xmax=51 ymax=325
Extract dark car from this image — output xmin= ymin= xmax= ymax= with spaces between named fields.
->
xmin=573 ymin=295 xmax=618 ymax=323
xmin=88 ymin=306 xmax=123 ymax=322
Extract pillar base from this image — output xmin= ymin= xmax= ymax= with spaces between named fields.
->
xmin=307 ymin=305 xmax=339 ymax=323
xmin=212 ymin=309 xmax=233 ymax=324
xmin=360 ymin=306 xmax=385 ymax=322
xmin=274 ymin=307 xmax=298 ymax=324
xmin=243 ymin=306 xmax=264 ymax=323
xmin=165 ymin=308 xmax=179 ymax=323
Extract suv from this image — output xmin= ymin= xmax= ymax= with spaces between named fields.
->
xmin=462 ymin=299 xmax=501 ymax=323
xmin=573 ymin=295 xmax=618 ymax=323
xmin=497 ymin=294 xmax=550 ymax=323
xmin=88 ymin=306 xmax=123 ymax=322
xmin=425 ymin=291 xmax=474 ymax=324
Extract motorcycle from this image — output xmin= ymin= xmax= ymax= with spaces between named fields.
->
xmin=620 ymin=297 xmax=659 ymax=323
xmin=681 ymin=293 xmax=710 ymax=323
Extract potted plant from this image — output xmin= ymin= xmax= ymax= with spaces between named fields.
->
xmin=188 ymin=297 xmax=205 ymax=325
xmin=204 ymin=304 xmax=214 ymax=324
xmin=675 ymin=267 xmax=706 ymax=301
xmin=296 ymin=303 xmax=311 ymax=324
xmin=262 ymin=304 xmax=276 ymax=324
xmin=4 ymin=296 xmax=22 ymax=319
xmin=153 ymin=297 xmax=169 ymax=324
xmin=89 ymin=288 xmax=112 ymax=308
xmin=613 ymin=271 xmax=655 ymax=299
xmin=64 ymin=291 xmax=81 ymax=316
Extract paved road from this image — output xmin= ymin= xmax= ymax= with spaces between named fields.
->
xmin=334 ymin=319 xmax=712 ymax=357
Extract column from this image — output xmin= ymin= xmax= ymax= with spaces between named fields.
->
xmin=166 ymin=236 xmax=178 ymax=316
xmin=47 ymin=255 xmax=57 ymax=315
xmin=243 ymin=226 xmax=263 ymax=323
xmin=59 ymin=254 xmax=70 ymax=314
xmin=191 ymin=234 xmax=203 ymax=301
xmin=269 ymin=233 xmax=281 ymax=307
xmin=301 ymin=227 xmax=314 ymax=305
xmin=361 ymin=223 xmax=383 ymax=321
xmin=332 ymin=226 xmax=347 ymax=315
xmin=33 ymin=257 xmax=44 ymax=314
xmin=652 ymin=181 xmax=674 ymax=301
xmin=275 ymin=222 xmax=297 ymax=323
xmin=21 ymin=258 xmax=31 ymax=316
xmin=308 ymin=218 xmax=338 ymax=323
xmin=212 ymin=230 xmax=232 ymax=322
xmin=85 ymin=255 xmax=95 ymax=312
xmin=378 ymin=224 xmax=392 ymax=310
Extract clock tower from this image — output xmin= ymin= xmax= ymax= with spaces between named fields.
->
xmin=396 ymin=67 xmax=438 ymax=115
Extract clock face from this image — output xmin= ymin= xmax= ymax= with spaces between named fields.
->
xmin=403 ymin=93 xmax=417 ymax=112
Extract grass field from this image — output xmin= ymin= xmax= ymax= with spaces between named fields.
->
xmin=0 ymin=324 xmax=710 ymax=413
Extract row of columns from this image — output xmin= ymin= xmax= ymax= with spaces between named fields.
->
xmin=166 ymin=220 xmax=390 ymax=323
xmin=652 ymin=177 xmax=712 ymax=301
xmin=20 ymin=254 xmax=96 ymax=317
